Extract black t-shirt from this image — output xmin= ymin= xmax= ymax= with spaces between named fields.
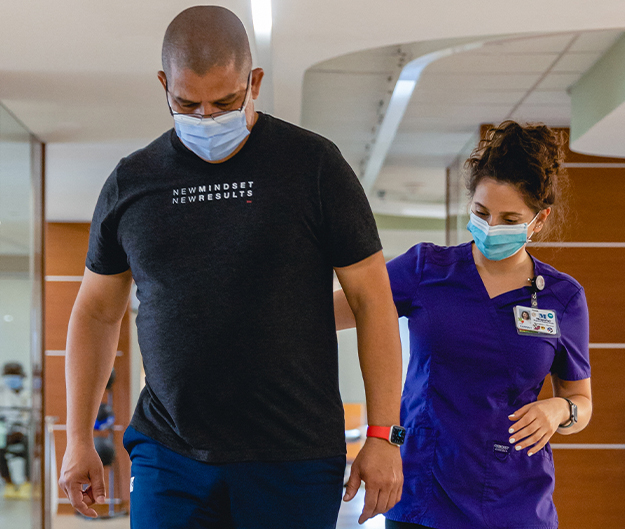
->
xmin=86 ymin=113 xmax=382 ymax=463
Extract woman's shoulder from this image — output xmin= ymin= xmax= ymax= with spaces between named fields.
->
xmin=531 ymin=254 xmax=584 ymax=304
xmin=407 ymin=241 xmax=473 ymax=264
xmin=389 ymin=242 xmax=471 ymax=277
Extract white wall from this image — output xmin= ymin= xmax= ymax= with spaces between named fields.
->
xmin=0 ymin=278 xmax=32 ymax=378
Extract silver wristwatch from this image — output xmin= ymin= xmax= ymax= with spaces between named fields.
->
xmin=559 ymin=397 xmax=578 ymax=428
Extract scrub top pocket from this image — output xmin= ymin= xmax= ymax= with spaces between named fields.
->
xmin=391 ymin=427 xmax=437 ymax=520
xmin=482 ymin=441 xmax=557 ymax=529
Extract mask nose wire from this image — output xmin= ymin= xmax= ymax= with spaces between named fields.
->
xmin=471 ymin=209 xmax=541 ymax=229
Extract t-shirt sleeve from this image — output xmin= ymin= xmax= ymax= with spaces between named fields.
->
xmin=551 ymin=286 xmax=591 ymax=381
xmin=318 ymin=142 xmax=382 ymax=268
xmin=85 ymin=165 xmax=130 ymax=275
xmin=386 ymin=245 xmax=423 ymax=318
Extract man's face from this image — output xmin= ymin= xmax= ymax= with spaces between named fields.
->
xmin=158 ymin=63 xmax=263 ymax=129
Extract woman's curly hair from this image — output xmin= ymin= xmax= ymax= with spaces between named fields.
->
xmin=464 ymin=121 xmax=570 ymax=241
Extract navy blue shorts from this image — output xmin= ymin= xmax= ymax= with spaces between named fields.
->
xmin=123 ymin=426 xmax=346 ymax=529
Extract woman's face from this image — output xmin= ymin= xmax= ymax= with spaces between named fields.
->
xmin=471 ymin=178 xmax=550 ymax=239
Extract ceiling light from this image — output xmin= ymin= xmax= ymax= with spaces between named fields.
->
xmin=251 ymin=0 xmax=272 ymax=39
xmin=393 ymin=79 xmax=417 ymax=101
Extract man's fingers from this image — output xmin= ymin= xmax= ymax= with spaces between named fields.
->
xmin=374 ymin=487 xmax=392 ymax=516
xmin=67 ymin=482 xmax=98 ymax=518
xmin=358 ymin=487 xmax=379 ymax=524
xmin=343 ymin=465 xmax=361 ymax=502
xmin=392 ymin=483 xmax=403 ymax=510
xmin=89 ymin=466 xmax=107 ymax=504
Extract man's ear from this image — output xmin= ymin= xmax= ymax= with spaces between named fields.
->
xmin=157 ymin=71 xmax=168 ymax=91
xmin=250 ymin=68 xmax=265 ymax=100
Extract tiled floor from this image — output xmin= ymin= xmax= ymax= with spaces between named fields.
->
xmin=47 ymin=488 xmax=386 ymax=529
xmin=0 ymin=484 xmax=387 ymax=528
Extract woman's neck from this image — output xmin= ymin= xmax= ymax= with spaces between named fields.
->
xmin=471 ymin=242 xmax=533 ymax=277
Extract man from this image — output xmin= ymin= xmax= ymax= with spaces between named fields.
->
xmin=59 ymin=6 xmax=404 ymax=528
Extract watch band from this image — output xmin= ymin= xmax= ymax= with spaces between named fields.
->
xmin=558 ymin=397 xmax=578 ymax=428
xmin=366 ymin=425 xmax=406 ymax=446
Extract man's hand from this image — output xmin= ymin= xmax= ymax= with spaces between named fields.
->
xmin=58 ymin=442 xmax=107 ymax=518
xmin=343 ymin=438 xmax=403 ymax=524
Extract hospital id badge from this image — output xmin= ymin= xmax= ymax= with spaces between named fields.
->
xmin=514 ymin=306 xmax=560 ymax=337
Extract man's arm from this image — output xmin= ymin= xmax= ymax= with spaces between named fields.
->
xmin=334 ymin=250 xmax=403 ymax=524
xmin=59 ymin=268 xmax=133 ymax=518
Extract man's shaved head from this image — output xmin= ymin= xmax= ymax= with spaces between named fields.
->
xmin=162 ymin=6 xmax=252 ymax=80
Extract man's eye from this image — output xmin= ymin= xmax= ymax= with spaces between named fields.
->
xmin=476 ymin=211 xmax=488 ymax=217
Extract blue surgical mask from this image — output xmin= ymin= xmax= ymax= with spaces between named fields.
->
xmin=174 ymin=108 xmax=250 ymax=162
xmin=3 ymin=375 xmax=23 ymax=391
xmin=171 ymin=74 xmax=253 ymax=162
xmin=467 ymin=211 xmax=539 ymax=261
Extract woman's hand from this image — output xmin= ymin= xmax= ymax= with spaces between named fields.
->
xmin=507 ymin=398 xmax=570 ymax=456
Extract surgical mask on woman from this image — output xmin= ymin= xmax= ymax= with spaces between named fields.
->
xmin=3 ymin=375 xmax=23 ymax=391
xmin=467 ymin=211 xmax=539 ymax=261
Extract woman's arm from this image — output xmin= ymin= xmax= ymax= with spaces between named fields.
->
xmin=552 ymin=376 xmax=592 ymax=435
xmin=508 ymin=376 xmax=592 ymax=455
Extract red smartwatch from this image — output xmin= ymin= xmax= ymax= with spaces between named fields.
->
xmin=367 ymin=425 xmax=407 ymax=446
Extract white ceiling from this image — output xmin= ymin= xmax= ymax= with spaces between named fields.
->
xmin=301 ymin=29 xmax=623 ymax=218
xmin=0 ymin=1 xmax=624 ymax=227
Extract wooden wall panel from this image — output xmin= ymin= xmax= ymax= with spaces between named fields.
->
xmin=546 ymin=167 xmax=625 ymax=243
xmin=44 ymin=356 xmax=67 ymax=424
xmin=44 ymin=282 xmax=81 ymax=350
xmin=528 ymin=247 xmax=625 ymax=344
xmin=538 ymin=349 xmax=625 ymax=444
xmin=44 ymin=222 xmax=131 ymax=514
xmin=344 ymin=403 xmax=365 ymax=462
xmin=552 ymin=449 xmax=625 ymax=528
xmin=45 ymin=223 xmax=91 ymax=276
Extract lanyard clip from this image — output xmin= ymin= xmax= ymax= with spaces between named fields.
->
xmin=528 ymin=275 xmax=543 ymax=309
xmin=529 ymin=275 xmax=545 ymax=292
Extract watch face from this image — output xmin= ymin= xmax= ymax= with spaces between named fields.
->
xmin=390 ymin=426 xmax=406 ymax=445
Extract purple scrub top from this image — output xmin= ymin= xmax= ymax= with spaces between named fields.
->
xmin=385 ymin=242 xmax=590 ymax=529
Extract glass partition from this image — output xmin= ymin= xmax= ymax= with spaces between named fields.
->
xmin=0 ymin=103 xmax=44 ymax=529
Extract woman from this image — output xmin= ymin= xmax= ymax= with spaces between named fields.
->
xmin=334 ymin=121 xmax=592 ymax=529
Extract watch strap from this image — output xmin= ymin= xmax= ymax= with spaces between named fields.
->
xmin=366 ymin=425 xmax=406 ymax=446
xmin=367 ymin=425 xmax=392 ymax=440
xmin=559 ymin=397 xmax=578 ymax=428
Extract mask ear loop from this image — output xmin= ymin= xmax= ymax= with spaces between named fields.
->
xmin=525 ymin=211 xmax=541 ymax=243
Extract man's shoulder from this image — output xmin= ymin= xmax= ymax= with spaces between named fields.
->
xmin=262 ymin=114 xmax=339 ymax=155
xmin=122 ymin=130 xmax=174 ymax=165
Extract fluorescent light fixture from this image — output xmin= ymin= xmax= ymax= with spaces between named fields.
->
xmin=251 ymin=0 xmax=272 ymax=39
xmin=393 ymin=79 xmax=417 ymax=101
xmin=360 ymin=41 xmax=486 ymax=196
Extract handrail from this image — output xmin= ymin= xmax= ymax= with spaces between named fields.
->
xmin=44 ymin=416 xmax=59 ymax=528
